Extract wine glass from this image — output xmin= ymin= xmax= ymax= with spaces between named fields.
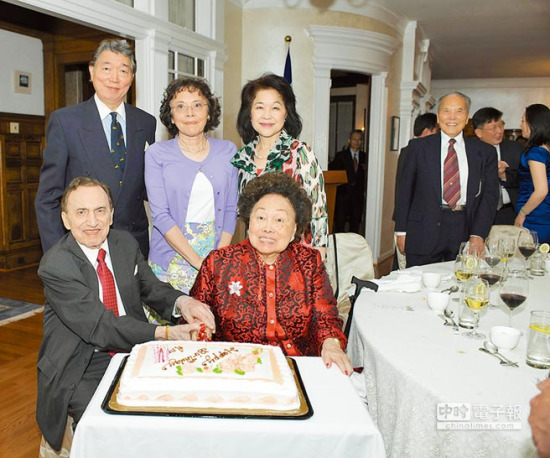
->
xmin=518 ymin=230 xmax=539 ymax=269
xmin=500 ymin=237 xmax=516 ymax=264
xmin=479 ymin=261 xmax=507 ymax=307
xmin=463 ymin=277 xmax=490 ymax=339
xmin=484 ymin=238 xmax=502 ymax=268
xmin=499 ymin=270 xmax=529 ymax=328
xmin=453 ymin=253 xmax=478 ymax=301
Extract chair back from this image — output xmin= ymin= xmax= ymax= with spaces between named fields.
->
xmin=487 ymin=225 xmax=529 ymax=257
xmin=326 ymin=233 xmax=375 ymax=331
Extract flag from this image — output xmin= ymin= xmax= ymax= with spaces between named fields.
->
xmin=284 ymin=46 xmax=292 ymax=84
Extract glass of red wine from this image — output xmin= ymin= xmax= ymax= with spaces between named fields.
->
xmin=484 ymin=238 xmax=502 ymax=268
xmin=499 ymin=270 xmax=529 ymax=328
xmin=518 ymin=230 xmax=539 ymax=270
xmin=479 ymin=261 xmax=506 ymax=307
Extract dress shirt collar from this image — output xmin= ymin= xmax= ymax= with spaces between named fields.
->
xmin=94 ymin=93 xmax=126 ymax=123
xmin=440 ymin=130 xmax=465 ymax=149
xmin=77 ymin=239 xmax=111 ymax=268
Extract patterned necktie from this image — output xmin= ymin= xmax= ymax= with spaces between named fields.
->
xmin=443 ymin=138 xmax=461 ymax=208
xmin=110 ymin=112 xmax=126 ymax=182
xmin=97 ymin=248 xmax=118 ymax=317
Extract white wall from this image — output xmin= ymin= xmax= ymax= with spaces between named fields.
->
xmin=0 ymin=29 xmax=44 ymax=116
xmin=432 ymin=78 xmax=550 ymax=129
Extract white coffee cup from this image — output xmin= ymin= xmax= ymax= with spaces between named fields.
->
xmin=422 ymin=272 xmax=442 ymax=289
xmin=427 ymin=291 xmax=450 ymax=312
xmin=490 ymin=326 xmax=521 ymax=350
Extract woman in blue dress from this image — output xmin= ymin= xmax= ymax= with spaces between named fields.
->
xmin=514 ymin=104 xmax=550 ymax=243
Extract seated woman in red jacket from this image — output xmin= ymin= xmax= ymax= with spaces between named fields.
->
xmin=191 ymin=172 xmax=351 ymax=375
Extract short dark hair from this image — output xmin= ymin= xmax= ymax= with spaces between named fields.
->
xmin=413 ymin=113 xmax=438 ymax=137
xmin=237 ymin=73 xmax=302 ymax=144
xmin=471 ymin=107 xmax=503 ymax=130
xmin=159 ymin=77 xmax=221 ymax=137
xmin=524 ymin=104 xmax=550 ymax=151
xmin=238 ymin=172 xmax=311 ymax=241
xmin=349 ymin=129 xmax=363 ymax=138
xmin=61 ymin=177 xmax=114 ymax=213
xmin=90 ymin=39 xmax=136 ymax=73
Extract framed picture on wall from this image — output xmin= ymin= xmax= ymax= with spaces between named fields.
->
xmin=390 ymin=116 xmax=400 ymax=151
xmin=14 ymin=70 xmax=32 ymax=94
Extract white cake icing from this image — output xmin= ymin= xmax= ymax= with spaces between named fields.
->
xmin=117 ymin=341 xmax=300 ymax=410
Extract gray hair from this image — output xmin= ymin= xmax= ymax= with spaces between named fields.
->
xmin=90 ymin=39 xmax=136 ymax=73
xmin=437 ymin=91 xmax=471 ymax=112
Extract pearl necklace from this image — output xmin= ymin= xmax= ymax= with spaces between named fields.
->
xmin=178 ymin=135 xmax=207 ymax=154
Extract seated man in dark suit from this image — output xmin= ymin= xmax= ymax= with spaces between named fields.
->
xmin=472 ymin=107 xmax=523 ymax=225
xmin=329 ymin=129 xmax=367 ymax=234
xmin=36 ymin=177 xmax=215 ymax=452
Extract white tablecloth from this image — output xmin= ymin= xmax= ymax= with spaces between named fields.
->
xmin=347 ymin=261 xmax=547 ymax=458
xmin=71 ymin=355 xmax=385 ymax=458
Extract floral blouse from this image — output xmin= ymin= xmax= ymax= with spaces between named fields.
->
xmin=190 ymin=239 xmax=346 ymax=356
xmin=231 ymin=130 xmax=329 ymax=247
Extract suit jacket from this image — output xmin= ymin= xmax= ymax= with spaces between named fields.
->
xmin=499 ymin=139 xmax=523 ymax=209
xmin=329 ymin=147 xmax=367 ymax=201
xmin=392 ymin=143 xmax=410 ymax=221
xmin=36 ymin=230 xmax=180 ymax=450
xmin=394 ymin=133 xmax=499 ymax=256
xmin=35 ymin=97 xmax=156 ymax=256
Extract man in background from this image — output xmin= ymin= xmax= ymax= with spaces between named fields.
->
xmin=472 ymin=107 xmax=523 ymax=225
xmin=35 ymin=38 xmax=155 ymax=257
xmin=329 ymin=129 xmax=367 ymax=234
xmin=394 ymin=92 xmax=499 ymax=267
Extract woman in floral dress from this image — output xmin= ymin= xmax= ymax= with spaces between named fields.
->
xmin=231 ymin=73 xmax=328 ymax=258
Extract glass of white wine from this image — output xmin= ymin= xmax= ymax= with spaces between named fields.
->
xmin=453 ymin=254 xmax=477 ymax=303
xmin=463 ymin=277 xmax=490 ymax=339
xmin=500 ymin=237 xmax=516 ymax=265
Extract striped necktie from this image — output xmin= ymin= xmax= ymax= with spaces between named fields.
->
xmin=110 ymin=112 xmax=126 ymax=183
xmin=443 ymin=138 xmax=460 ymax=208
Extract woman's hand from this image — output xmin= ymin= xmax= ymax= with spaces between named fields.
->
xmin=321 ymin=338 xmax=353 ymax=376
xmin=514 ymin=212 xmax=526 ymax=227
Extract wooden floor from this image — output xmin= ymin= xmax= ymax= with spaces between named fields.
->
xmin=0 ymin=266 xmax=45 ymax=458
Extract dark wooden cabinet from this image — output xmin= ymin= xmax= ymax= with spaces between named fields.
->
xmin=0 ymin=114 xmax=44 ymax=270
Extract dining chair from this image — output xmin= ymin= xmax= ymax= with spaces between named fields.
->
xmin=325 ymin=233 xmax=375 ymax=333
xmin=487 ymin=225 xmax=529 ymax=257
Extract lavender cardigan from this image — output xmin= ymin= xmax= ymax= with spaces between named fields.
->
xmin=145 ymin=137 xmax=238 ymax=269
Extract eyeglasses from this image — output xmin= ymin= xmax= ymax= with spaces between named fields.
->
xmin=481 ymin=121 xmax=505 ymax=132
xmin=171 ymin=102 xmax=207 ymax=113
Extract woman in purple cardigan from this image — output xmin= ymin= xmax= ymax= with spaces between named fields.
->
xmin=145 ymin=77 xmax=238 ymax=299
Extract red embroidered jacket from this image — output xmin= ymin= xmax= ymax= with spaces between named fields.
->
xmin=191 ymin=239 xmax=346 ymax=356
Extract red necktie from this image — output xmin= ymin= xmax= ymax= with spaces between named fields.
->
xmin=97 ymin=248 xmax=119 ymax=317
xmin=443 ymin=138 xmax=461 ymax=208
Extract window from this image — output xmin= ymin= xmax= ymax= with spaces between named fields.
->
xmin=168 ymin=0 xmax=195 ymax=30
xmin=168 ymin=50 xmax=205 ymax=80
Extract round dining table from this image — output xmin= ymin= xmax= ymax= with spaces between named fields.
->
xmin=347 ymin=261 xmax=547 ymax=458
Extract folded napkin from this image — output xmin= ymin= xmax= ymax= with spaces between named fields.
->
xmin=370 ymin=272 xmax=422 ymax=293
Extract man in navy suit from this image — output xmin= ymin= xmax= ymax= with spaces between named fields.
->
xmin=394 ymin=92 xmax=499 ymax=267
xmin=35 ymin=39 xmax=155 ymax=257
xmin=472 ymin=107 xmax=523 ymax=225
xmin=329 ymin=129 xmax=367 ymax=233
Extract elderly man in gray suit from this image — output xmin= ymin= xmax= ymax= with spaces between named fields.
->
xmin=36 ymin=177 xmax=215 ymax=452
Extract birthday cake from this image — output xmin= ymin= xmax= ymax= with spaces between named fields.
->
xmin=117 ymin=341 xmax=300 ymax=411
